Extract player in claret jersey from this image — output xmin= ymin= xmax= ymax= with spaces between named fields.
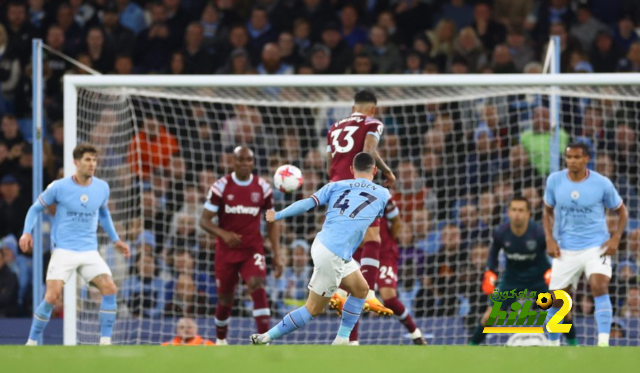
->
xmin=348 ymin=197 xmax=427 ymax=345
xmin=199 ymin=146 xmax=282 ymax=345
xmin=327 ymin=90 xmax=396 ymax=316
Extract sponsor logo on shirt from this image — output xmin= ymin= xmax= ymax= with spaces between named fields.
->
xmin=251 ymin=192 xmax=261 ymax=204
xmin=224 ymin=205 xmax=260 ymax=216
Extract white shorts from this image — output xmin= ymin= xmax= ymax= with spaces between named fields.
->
xmin=307 ymin=239 xmax=360 ymax=297
xmin=548 ymin=246 xmax=612 ymax=290
xmin=47 ymin=249 xmax=112 ymax=284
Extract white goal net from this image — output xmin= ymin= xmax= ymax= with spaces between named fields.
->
xmin=68 ymin=77 xmax=640 ymax=346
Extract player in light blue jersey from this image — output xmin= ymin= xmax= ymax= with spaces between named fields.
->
xmin=251 ymin=153 xmax=391 ymax=345
xmin=543 ymin=143 xmax=628 ymax=347
xmin=19 ymin=144 xmax=130 ymax=346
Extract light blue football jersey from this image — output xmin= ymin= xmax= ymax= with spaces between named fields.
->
xmin=544 ymin=169 xmax=623 ymax=250
xmin=38 ymin=176 xmax=111 ymax=252
xmin=311 ymin=178 xmax=391 ymax=260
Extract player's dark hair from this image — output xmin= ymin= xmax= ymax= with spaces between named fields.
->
xmin=73 ymin=143 xmax=98 ymax=160
xmin=509 ymin=196 xmax=531 ymax=211
xmin=566 ymin=142 xmax=590 ymax=157
xmin=354 ymin=90 xmax=377 ymax=105
xmin=353 ymin=152 xmax=375 ymax=172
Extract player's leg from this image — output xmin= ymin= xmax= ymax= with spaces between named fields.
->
xmin=241 ymin=252 xmax=270 ymax=335
xmin=81 ymin=250 xmax=117 ymax=345
xmin=546 ymin=249 xmax=584 ymax=346
xmin=359 ymin=224 xmax=393 ymax=316
xmin=27 ymin=280 xmax=63 ymax=345
xmin=330 ymin=247 xmax=361 ymax=316
xmin=251 ymin=239 xmax=337 ymax=345
xmin=27 ymin=249 xmax=77 ymax=345
xmin=335 ymin=265 xmax=369 ymax=345
xmin=90 ymin=274 xmax=118 ymax=345
xmin=469 ymin=306 xmax=493 ymax=345
xmin=380 ymin=286 xmax=426 ymax=345
xmin=586 ymin=249 xmax=613 ymax=347
xmin=214 ymin=254 xmax=241 ymax=345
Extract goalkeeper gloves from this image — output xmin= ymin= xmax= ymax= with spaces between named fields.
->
xmin=544 ymin=269 xmax=552 ymax=285
xmin=482 ymin=270 xmax=498 ymax=295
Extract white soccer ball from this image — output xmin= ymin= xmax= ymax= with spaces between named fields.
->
xmin=274 ymin=165 xmax=303 ymax=193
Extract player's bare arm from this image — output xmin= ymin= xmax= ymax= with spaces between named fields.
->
xmin=326 ymin=152 xmax=333 ymax=179
xmin=602 ymin=204 xmax=628 ymax=256
xmin=363 ymin=134 xmax=395 ymax=187
xmin=266 ymin=219 xmax=283 ymax=278
xmin=199 ymin=209 xmax=242 ymax=247
xmin=543 ymin=204 xmax=560 ymax=258
xmin=389 ymin=215 xmax=402 ymax=240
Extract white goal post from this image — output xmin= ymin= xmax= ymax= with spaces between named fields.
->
xmin=63 ymin=73 xmax=640 ymax=346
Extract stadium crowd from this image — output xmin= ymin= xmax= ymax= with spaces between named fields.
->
xmin=1 ymin=0 xmax=640 ymax=339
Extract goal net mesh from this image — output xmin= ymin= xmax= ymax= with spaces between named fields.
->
xmin=72 ymin=84 xmax=640 ymax=346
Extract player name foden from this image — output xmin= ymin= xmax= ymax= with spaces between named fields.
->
xmin=349 ymin=182 xmax=377 ymax=190
xmin=225 ymin=205 xmax=261 ymax=216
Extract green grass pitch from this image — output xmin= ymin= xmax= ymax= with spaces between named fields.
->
xmin=2 ymin=346 xmax=635 ymax=373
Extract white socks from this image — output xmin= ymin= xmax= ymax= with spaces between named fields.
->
xmin=548 ymin=339 xmax=560 ymax=346
xmin=410 ymin=329 xmax=423 ymax=339
xmin=216 ymin=338 xmax=229 ymax=345
xmin=332 ymin=336 xmax=350 ymax=345
xmin=25 ymin=339 xmax=38 ymax=346
xmin=99 ymin=337 xmax=112 ymax=345
xmin=598 ymin=333 xmax=610 ymax=346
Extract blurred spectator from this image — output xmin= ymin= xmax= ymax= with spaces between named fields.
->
xmin=164 ymin=249 xmax=216 ymax=317
xmin=519 ymin=106 xmax=569 ymax=175
xmin=493 ymin=0 xmax=534 ymax=27
xmin=471 ymin=2 xmax=506 ymax=52
xmin=427 ymin=19 xmax=457 ymax=59
xmin=162 ymin=317 xmax=215 ymax=345
xmin=28 ymin=0 xmax=47 ymax=32
xmin=134 ymin=2 xmax=179 ymax=73
xmin=0 ymin=247 xmax=18 ymax=317
xmin=182 ymin=22 xmax=216 ymax=74
xmin=247 ymin=7 xmax=279 ymax=64
xmin=200 ymin=2 xmax=230 ymax=54
xmin=122 ymin=253 xmax=166 ymax=318
xmin=101 ymin=2 xmax=136 ymax=57
xmin=255 ymin=0 xmax=293 ymax=34
xmin=621 ymin=287 xmax=640 ymax=318
xmin=377 ymin=10 xmax=409 ymax=51
xmin=613 ymin=14 xmax=640 ymax=53
xmin=43 ymin=25 xmax=69 ymax=100
xmin=116 ymin=0 xmax=146 ymax=35
xmin=457 ymin=202 xmax=489 ymax=247
xmin=571 ymin=4 xmax=609 ymax=53
xmin=320 ymin=22 xmax=352 ymax=74
xmin=425 ymin=224 xmax=465 ymax=316
xmin=57 ymin=3 xmax=84 ymax=58
xmin=613 ymin=124 xmax=639 ymax=186
xmin=292 ymin=0 xmax=336 ymax=41
xmin=508 ymin=144 xmax=544 ymax=192
xmin=164 ymin=0 xmax=189 ymax=42
xmin=84 ymin=27 xmax=115 ymax=74
xmin=548 ymin=21 xmax=582 ymax=73
xmin=362 ymin=25 xmax=402 ymax=74
xmin=403 ymin=50 xmax=423 ymax=74
xmin=0 ymin=24 xmax=21 ymax=110
xmin=491 ymin=44 xmax=516 ymax=73
xmin=216 ymin=48 xmax=253 ymax=74
xmin=0 ymin=114 xmax=25 ymax=151
xmin=463 ymin=128 xmax=502 ymax=195
xmin=277 ymin=32 xmax=301 ymax=68
xmin=531 ymin=0 xmax=575 ymax=45
xmin=340 ymin=4 xmax=368 ymax=50
xmin=258 ymin=43 xmax=293 ymax=75
xmin=506 ymin=26 xmax=535 ymax=73
xmin=590 ymin=30 xmax=623 ymax=73
xmin=350 ymin=53 xmax=375 ymax=74
xmin=127 ymin=113 xmax=179 ymax=181
xmin=308 ymin=44 xmax=331 ymax=74
xmin=113 ymin=54 xmax=134 ymax=75
xmin=69 ymin=0 xmax=96 ymax=29
xmin=454 ymin=27 xmax=485 ymax=73
xmin=617 ymin=41 xmax=640 ymax=72
xmin=292 ymin=18 xmax=312 ymax=57
xmin=394 ymin=160 xmax=437 ymax=220
xmin=435 ymin=0 xmax=474 ymax=30
xmin=0 ymin=174 xmax=30 ymax=239
xmin=4 ymin=1 xmax=34 ymax=65
xmin=282 ymin=239 xmax=311 ymax=313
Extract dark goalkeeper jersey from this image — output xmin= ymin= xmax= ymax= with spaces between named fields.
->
xmin=487 ymin=221 xmax=550 ymax=287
